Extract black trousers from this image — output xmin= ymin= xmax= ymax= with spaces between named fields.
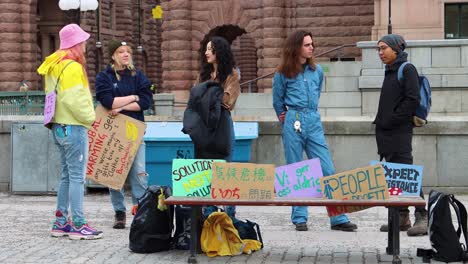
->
xmin=380 ymin=152 xmax=427 ymax=214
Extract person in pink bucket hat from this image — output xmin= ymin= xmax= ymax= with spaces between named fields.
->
xmin=37 ymin=23 xmax=103 ymax=240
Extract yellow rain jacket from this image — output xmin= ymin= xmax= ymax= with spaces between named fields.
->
xmin=201 ymin=212 xmax=262 ymax=257
xmin=37 ymin=51 xmax=95 ymax=129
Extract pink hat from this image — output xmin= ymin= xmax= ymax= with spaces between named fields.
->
xmin=59 ymin=24 xmax=90 ymax=50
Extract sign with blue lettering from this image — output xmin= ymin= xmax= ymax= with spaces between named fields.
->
xmin=320 ymin=164 xmax=389 ymax=216
xmin=274 ymin=158 xmax=323 ymax=198
xmin=370 ymin=161 xmax=423 ymax=196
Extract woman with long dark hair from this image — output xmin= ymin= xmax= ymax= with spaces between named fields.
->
xmin=197 ymin=36 xmax=240 ymax=161
xmin=190 ymin=36 xmax=240 ymax=219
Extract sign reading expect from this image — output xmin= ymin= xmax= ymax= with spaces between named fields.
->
xmin=274 ymin=158 xmax=323 ymax=198
xmin=86 ymin=105 xmax=146 ymax=190
xmin=370 ymin=160 xmax=423 ymax=196
xmin=320 ymin=164 xmax=389 ymax=216
xmin=172 ymin=159 xmax=225 ymax=197
xmin=211 ymin=162 xmax=275 ymax=200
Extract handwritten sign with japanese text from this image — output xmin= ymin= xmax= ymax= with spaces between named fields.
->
xmin=274 ymin=158 xmax=323 ymax=198
xmin=211 ymin=162 xmax=275 ymax=200
xmin=172 ymin=159 xmax=225 ymax=197
xmin=370 ymin=160 xmax=423 ymax=196
xmin=86 ymin=105 xmax=146 ymax=190
xmin=320 ymin=164 xmax=389 ymax=216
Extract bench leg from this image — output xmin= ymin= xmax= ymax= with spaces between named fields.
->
xmin=390 ymin=207 xmax=401 ymax=264
xmin=188 ymin=206 xmax=201 ymax=264
xmin=386 ymin=208 xmax=393 ymax=255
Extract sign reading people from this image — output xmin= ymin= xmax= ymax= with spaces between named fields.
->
xmin=320 ymin=164 xmax=389 ymax=216
xmin=86 ymin=105 xmax=146 ymax=190
xmin=370 ymin=161 xmax=423 ymax=196
xmin=274 ymin=158 xmax=323 ymax=198
xmin=172 ymin=159 xmax=225 ymax=197
xmin=211 ymin=162 xmax=275 ymax=200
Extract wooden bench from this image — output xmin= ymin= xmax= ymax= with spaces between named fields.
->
xmin=165 ymin=196 xmax=426 ymax=264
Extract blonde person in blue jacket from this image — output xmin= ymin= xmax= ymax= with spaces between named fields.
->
xmin=37 ymin=24 xmax=102 ymax=240
xmin=272 ymin=30 xmax=357 ymax=232
xmin=95 ymin=40 xmax=152 ymax=229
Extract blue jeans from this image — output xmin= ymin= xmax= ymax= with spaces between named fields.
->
xmin=282 ymin=110 xmax=350 ymax=226
xmin=110 ymin=143 xmax=148 ymax=213
xmin=52 ymin=124 xmax=88 ymax=226
xmin=204 ymin=115 xmax=236 ymax=219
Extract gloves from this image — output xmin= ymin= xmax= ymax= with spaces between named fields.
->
xmin=278 ymin=111 xmax=286 ymax=123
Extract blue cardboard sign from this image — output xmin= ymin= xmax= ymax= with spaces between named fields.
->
xmin=370 ymin=160 xmax=423 ymax=196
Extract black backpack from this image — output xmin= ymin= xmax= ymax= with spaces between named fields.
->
xmin=129 ymin=186 xmax=174 ymax=253
xmin=173 ymin=205 xmax=192 ymax=250
xmin=417 ymin=190 xmax=468 ymax=263
xmin=233 ymin=219 xmax=264 ymax=249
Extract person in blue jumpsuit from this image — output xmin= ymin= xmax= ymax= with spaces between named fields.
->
xmin=272 ymin=30 xmax=358 ymax=232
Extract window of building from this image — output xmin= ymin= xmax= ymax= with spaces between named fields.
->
xmin=445 ymin=3 xmax=468 ymax=39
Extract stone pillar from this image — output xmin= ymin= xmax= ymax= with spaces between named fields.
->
xmin=258 ymin=0 xmax=285 ymax=93
xmin=20 ymin=0 xmax=39 ymax=89
xmin=0 ymin=1 xmax=23 ymax=90
xmin=161 ymin=0 xmax=193 ymax=103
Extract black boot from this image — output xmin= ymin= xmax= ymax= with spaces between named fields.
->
xmin=113 ymin=211 xmax=126 ymax=229
xmin=380 ymin=211 xmax=411 ymax=232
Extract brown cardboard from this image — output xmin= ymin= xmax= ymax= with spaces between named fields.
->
xmin=211 ymin=162 xmax=276 ymax=200
xmin=320 ymin=164 xmax=389 ymax=216
xmin=86 ymin=105 xmax=146 ymax=190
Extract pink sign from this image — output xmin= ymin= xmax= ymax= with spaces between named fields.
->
xmin=274 ymin=158 xmax=323 ymax=198
xmin=43 ymin=91 xmax=56 ymax=126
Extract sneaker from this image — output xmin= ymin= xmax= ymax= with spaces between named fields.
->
xmin=294 ymin=222 xmax=308 ymax=231
xmin=331 ymin=222 xmax=358 ymax=232
xmin=69 ymin=223 xmax=103 ymax=240
xmin=51 ymin=221 xmax=71 ymax=237
xmin=113 ymin=211 xmax=126 ymax=229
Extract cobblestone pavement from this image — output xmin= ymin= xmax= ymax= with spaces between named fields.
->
xmin=0 ymin=191 xmax=465 ymax=264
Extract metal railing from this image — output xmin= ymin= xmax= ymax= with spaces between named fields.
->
xmin=0 ymin=91 xmax=45 ymax=115
xmin=240 ymin=44 xmax=356 ymax=92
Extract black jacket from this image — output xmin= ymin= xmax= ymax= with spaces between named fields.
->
xmin=374 ymin=54 xmax=420 ymax=155
xmin=182 ymin=81 xmax=231 ymax=159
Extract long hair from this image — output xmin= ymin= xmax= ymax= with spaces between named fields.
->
xmin=61 ymin=42 xmax=89 ymax=83
xmin=111 ymin=45 xmax=136 ymax=81
xmin=277 ymin=30 xmax=316 ymax=78
xmin=199 ymin=36 xmax=235 ymax=85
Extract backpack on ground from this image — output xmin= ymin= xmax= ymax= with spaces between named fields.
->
xmin=416 ymin=190 xmax=468 ymax=263
xmin=233 ymin=219 xmax=264 ymax=249
xmin=129 ymin=185 xmax=174 ymax=253
xmin=173 ymin=205 xmax=192 ymax=250
xmin=397 ymin=62 xmax=432 ymax=127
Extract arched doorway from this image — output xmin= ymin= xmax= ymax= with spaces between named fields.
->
xmin=199 ymin=25 xmax=258 ymax=93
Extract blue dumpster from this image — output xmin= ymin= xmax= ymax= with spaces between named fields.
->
xmin=144 ymin=121 xmax=258 ymax=187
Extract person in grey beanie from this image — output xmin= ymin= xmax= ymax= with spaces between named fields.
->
xmin=374 ymin=34 xmax=427 ymax=236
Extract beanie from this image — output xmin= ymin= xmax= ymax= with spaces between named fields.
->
xmin=59 ymin=24 xmax=90 ymax=50
xmin=378 ymin=34 xmax=407 ymax=54
xmin=108 ymin=40 xmax=129 ymax=58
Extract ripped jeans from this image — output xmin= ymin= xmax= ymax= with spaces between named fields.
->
xmin=110 ymin=143 xmax=148 ymax=213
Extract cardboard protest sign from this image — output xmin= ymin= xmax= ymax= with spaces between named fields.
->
xmin=172 ymin=159 xmax=225 ymax=197
xmin=320 ymin=164 xmax=389 ymax=216
xmin=274 ymin=158 xmax=323 ymax=198
xmin=86 ymin=105 xmax=146 ymax=190
xmin=211 ymin=162 xmax=275 ymax=200
xmin=370 ymin=161 xmax=423 ymax=196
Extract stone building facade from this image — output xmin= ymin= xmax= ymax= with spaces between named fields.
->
xmin=160 ymin=0 xmax=375 ymax=101
xmin=0 ymin=0 xmax=375 ymax=102
xmin=0 ymin=0 xmax=162 ymax=92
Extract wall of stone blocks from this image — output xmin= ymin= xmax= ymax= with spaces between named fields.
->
xmin=358 ymin=39 xmax=468 ymax=117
